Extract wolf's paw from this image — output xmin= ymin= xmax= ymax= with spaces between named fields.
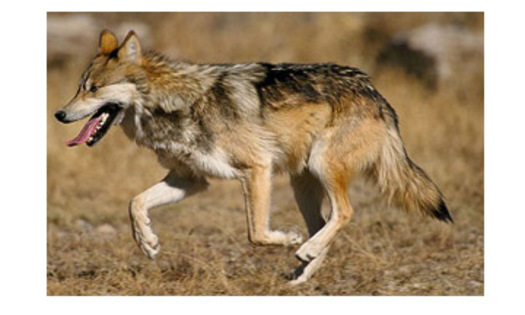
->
xmin=137 ymin=233 xmax=160 ymax=259
xmin=287 ymin=246 xmax=329 ymax=285
xmin=288 ymin=275 xmax=309 ymax=286
xmin=295 ymin=241 xmax=323 ymax=263
xmin=131 ymin=222 xmax=160 ymax=259
xmin=284 ymin=262 xmax=309 ymax=286
xmin=268 ymin=230 xmax=303 ymax=246
xmin=250 ymin=230 xmax=303 ymax=246
xmin=283 ymin=230 xmax=303 ymax=246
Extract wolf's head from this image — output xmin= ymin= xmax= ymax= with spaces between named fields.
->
xmin=55 ymin=30 xmax=144 ymax=147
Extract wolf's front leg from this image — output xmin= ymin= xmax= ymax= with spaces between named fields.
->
xmin=240 ymin=165 xmax=303 ymax=246
xmin=129 ymin=172 xmax=208 ymax=258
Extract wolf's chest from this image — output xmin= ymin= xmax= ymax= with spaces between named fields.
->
xmin=154 ymin=144 xmax=240 ymax=179
xmin=122 ymin=108 xmax=240 ymax=179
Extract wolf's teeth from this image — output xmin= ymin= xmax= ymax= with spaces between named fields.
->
xmin=99 ymin=113 xmax=108 ymax=125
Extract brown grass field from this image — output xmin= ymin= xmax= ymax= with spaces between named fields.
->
xmin=47 ymin=12 xmax=483 ymax=296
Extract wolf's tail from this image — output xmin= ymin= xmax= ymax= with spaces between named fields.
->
xmin=368 ymin=118 xmax=453 ymax=223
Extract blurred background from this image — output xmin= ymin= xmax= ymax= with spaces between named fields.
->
xmin=47 ymin=12 xmax=483 ymax=295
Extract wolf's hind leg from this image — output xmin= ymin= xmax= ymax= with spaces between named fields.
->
xmin=290 ymin=170 xmax=326 ymax=237
xmin=129 ymin=171 xmax=208 ymax=259
xmin=240 ymin=165 xmax=303 ymax=246
xmin=288 ymin=171 xmax=327 ymax=283
xmin=295 ymin=170 xmax=353 ymax=263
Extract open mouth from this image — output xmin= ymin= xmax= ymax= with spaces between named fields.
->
xmin=66 ymin=103 xmax=122 ymax=147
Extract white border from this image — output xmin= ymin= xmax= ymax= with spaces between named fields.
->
xmin=3 ymin=1 xmax=525 ymax=314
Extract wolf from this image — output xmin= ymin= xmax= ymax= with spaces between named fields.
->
xmin=54 ymin=30 xmax=453 ymax=285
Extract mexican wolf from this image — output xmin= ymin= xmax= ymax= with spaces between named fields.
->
xmin=54 ymin=30 xmax=453 ymax=285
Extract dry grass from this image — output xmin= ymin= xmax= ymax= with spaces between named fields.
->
xmin=47 ymin=12 xmax=483 ymax=296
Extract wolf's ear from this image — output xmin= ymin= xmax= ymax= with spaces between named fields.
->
xmin=118 ymin=31 xmax=142 ymax=63
xmin=99 ymin=30 xmax=119 ymax=54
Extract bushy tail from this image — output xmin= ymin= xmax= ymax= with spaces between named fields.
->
xmin=369 ymin=125 xmax=453 ymax=223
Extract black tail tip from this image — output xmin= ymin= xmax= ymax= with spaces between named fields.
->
xmin=431 ymin=199 xmax=454 ymax=223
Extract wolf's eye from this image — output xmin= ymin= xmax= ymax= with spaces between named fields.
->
xmin=90 ymin=85 xmax=99 ymax=93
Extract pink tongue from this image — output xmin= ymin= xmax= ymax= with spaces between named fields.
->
xmin=66 ymin=116 xmax=103 ymax=147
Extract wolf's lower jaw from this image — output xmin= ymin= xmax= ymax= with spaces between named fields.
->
xmin=86 ymin=103 xmax=123 ymax=146
xmin=86 ymin=113 xmax=110 ymax=145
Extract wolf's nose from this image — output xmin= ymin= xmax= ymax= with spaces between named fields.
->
xmin=54 ymin=110 xmax=67 ymax=122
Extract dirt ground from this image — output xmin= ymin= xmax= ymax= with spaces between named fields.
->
xmin=47 ymin=12 xmax=484 ymax=295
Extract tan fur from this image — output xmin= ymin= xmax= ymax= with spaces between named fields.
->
xmin=264 ymin=103 xmax=332 ymax=173
xmin=55 ymin=30 xmax=452 ymax=285
xmin=99 ymin=30 xmax=118 ymax=54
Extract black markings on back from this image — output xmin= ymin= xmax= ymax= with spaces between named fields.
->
xmin=255 ymin=63 xmax=324 ymax=108
xmin=254 ymin=63 xmax=387 ymax=111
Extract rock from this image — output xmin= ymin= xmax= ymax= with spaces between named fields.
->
xmin=95 ymin=223 xmax=117 ymax=237
xmin=75 ymin=218 xmax=93 ymax=231
xmin=376 ymin=23 xmax=483 ymax=89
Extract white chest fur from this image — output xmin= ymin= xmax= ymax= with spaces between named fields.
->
xmin=156 ymin=143 xmax=240 ymax=179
